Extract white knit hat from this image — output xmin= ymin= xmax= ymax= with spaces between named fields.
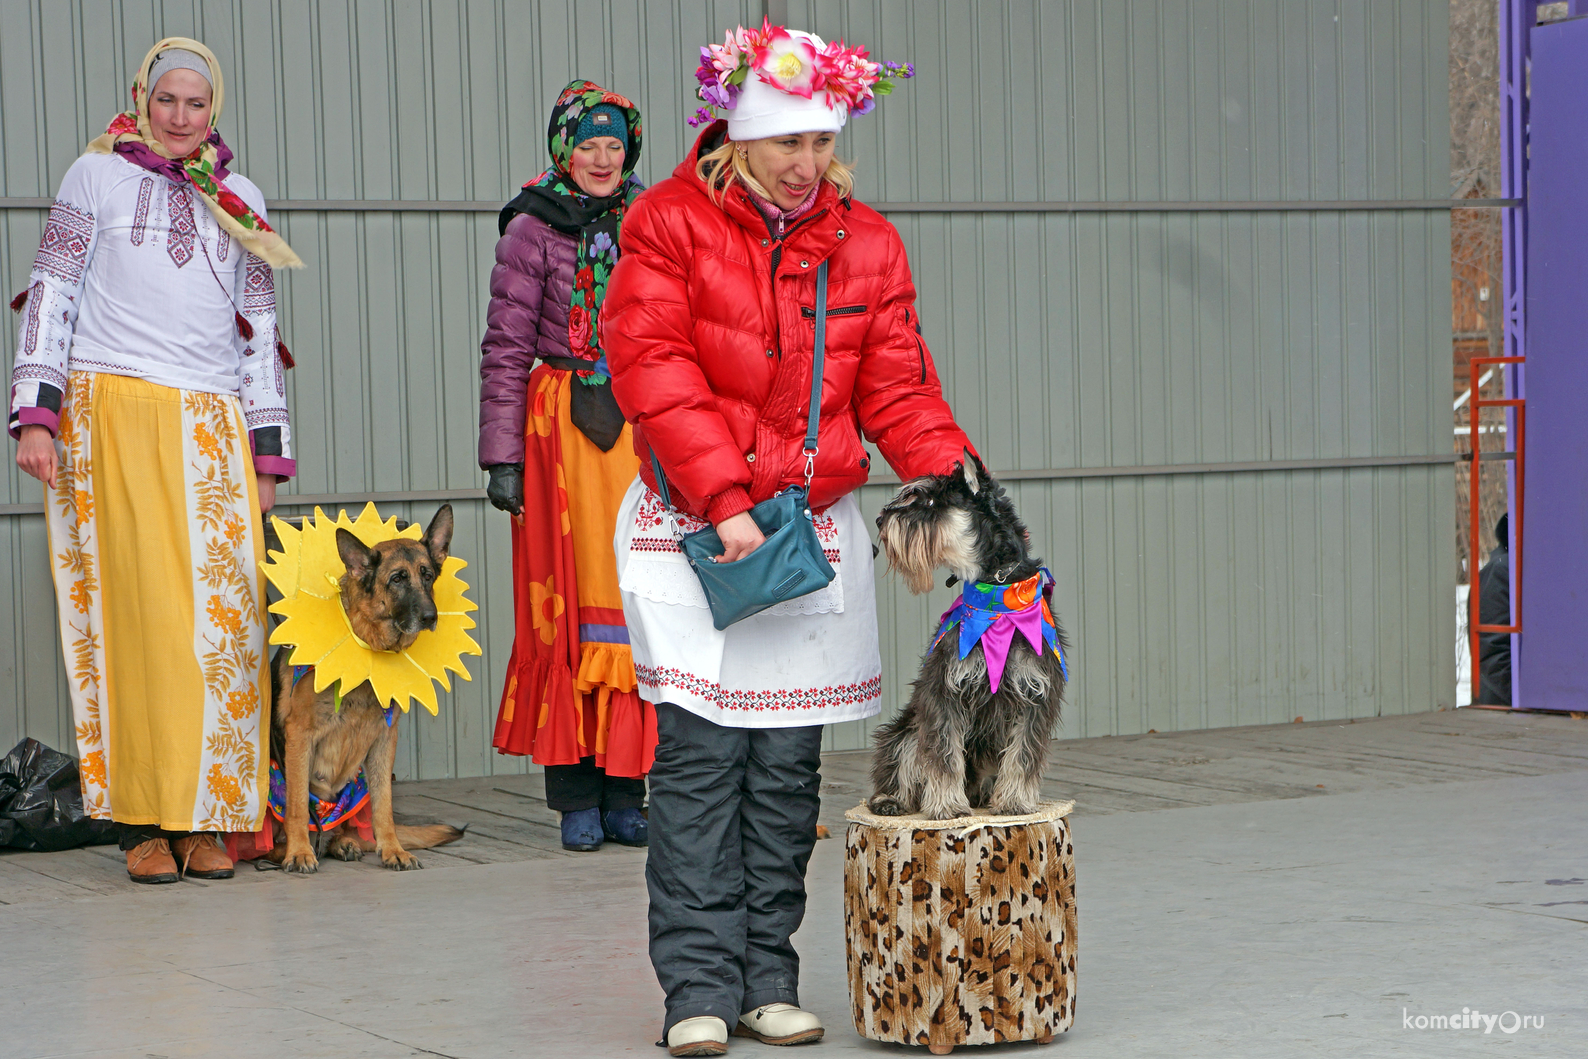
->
xmin=725 ymin=30 xmax=848 ymax=141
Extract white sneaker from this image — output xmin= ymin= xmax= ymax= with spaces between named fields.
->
xmin=667 ymin=1016 xmax=729 ymax=1057
xmin=735 ymin=1003 xmax=825 ymax=1046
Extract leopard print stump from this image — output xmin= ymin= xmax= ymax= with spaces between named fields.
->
xmin=843 ymin=801 xmax=1077 ymax=1055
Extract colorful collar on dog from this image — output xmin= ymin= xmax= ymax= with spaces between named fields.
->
xmin=267 ymin=758 xmax=370 ymax=831
xmin=931 ymin=570 xmax=1067 ymax=693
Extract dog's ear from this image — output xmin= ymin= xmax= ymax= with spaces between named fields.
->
xmin=336 ymin=528 xmax=376 ymax=585
xmin=424 ymin=504 xmax=454 ymax=566
xmin=960 ymin=447 xmax=981 ymax=495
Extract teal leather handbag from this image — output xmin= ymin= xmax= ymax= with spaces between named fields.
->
xmin=649 ymin=262 xmax=838 ymax=630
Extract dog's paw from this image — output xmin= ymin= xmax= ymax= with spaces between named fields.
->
xmin=379 ymin=848 xmax=422 ymax=871
xmin=868 ymin=794 xmax=909 ymax=816
xmin=326 ymin=835 xmax=364 ymax=861
xmin=918 ymin=800 xmax=973 ymax=821
xmin=281 ymin=847 xmax=319 ymax=874
xmin=987 ymin=799 xmax=1036 ymax=817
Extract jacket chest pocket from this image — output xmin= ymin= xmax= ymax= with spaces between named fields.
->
xmin=800 ymin=304 xmax=868 ymax=358
xmin=801 ymin=304 xmax=868 ymax=320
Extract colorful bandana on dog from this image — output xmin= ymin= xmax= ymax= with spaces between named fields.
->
xmin=931 ymin=570 xmax=1068 ymax=694
xmin=267 ymin=758 xmax=370 ymax=831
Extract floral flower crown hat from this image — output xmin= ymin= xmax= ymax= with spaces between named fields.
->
xmin=690 ymin=19 xmax=913 ymax=136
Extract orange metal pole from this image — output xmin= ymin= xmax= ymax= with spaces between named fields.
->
xmin=1467 ymin=356 xmax=1525 ymax=706
xmin=1469 ymin=359 xmax=1482 ymax=697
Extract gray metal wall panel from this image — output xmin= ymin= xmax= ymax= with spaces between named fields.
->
xmin=2 ymin=0 xmax=1453 ymax=776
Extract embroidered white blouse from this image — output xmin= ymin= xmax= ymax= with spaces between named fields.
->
xmin=8 ymin=152 xmax=294 ymax=477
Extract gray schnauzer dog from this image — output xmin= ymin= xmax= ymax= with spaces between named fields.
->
xmin=868 ymin=450 xmax=1068 ymax=819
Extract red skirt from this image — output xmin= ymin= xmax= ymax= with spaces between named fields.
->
xmin=491 ymin=367 xmax=656 ymax=777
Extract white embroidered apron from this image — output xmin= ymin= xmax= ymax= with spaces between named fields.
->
xmin=614 ymin=477 xmax=883 ymax=728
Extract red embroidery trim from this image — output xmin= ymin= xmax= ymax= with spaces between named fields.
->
xmin=636 ymin=664 xmax=881 ymax=712
xmin=243 ymin=256 xmax=275 ymax=313
xmin=166 ymin=184 xmax=196 ymax=268
xmin=33 ymin=201 xmax=94 ymax=286
xmin=130 ymin=176 xmax=153 ymax=246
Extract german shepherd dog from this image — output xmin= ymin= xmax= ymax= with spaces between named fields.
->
xmin=267 ymin=505 xmax=464 ymax=873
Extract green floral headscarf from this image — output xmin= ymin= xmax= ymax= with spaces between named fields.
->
xmin=501 ymin=80 xmax=644 ymax=381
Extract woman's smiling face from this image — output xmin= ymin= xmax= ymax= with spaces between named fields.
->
xmin=147 ymin=68 xmax=212 ymax=157
xmin=569 ymin=136 xmax=626 ymax=197
xmin=742 ymin=131 xmax=836 ymax=211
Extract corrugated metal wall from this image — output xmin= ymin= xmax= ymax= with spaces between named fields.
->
xmin=1 ymin=0 xmax=1453 ymax=780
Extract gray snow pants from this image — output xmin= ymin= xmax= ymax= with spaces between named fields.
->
xmin=645 ymin=702 xmax=824 ymax=1035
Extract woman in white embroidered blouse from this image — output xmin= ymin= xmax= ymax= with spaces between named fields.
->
xmin=8 ymin=38 xmax=299 ymax=884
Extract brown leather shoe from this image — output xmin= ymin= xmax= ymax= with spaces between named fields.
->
xmin=171 ymin=833 xmax=235 ymax=879
xmin=126 ymin=838 xmax=180 ymax=884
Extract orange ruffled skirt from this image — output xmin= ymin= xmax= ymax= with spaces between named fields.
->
xmin=491 ymin=366 xmax=656 ymax=777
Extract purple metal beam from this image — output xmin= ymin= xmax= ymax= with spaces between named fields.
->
xmin=1516 ymin=12 xmax=1588 ymax=711
xmin=1498 ymin=0 xmax=1532 ymax=365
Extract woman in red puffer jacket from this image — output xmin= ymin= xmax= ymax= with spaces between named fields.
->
xmin=605 ymin=129 xmax=967 ymax=530
xmin=603 ymin=24 xmax=974 ymax=1056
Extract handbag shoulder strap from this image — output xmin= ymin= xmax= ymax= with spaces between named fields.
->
xmin=650 ymin=450 xmax=674 ymax=510
xmin=653 ymin=260 xmax=829 ymax=510
xmin=803 ymin=260 xmax=828 ymax=488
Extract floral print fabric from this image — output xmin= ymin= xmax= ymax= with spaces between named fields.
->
xmin=183 ymin=387 xmax=268 ymax=831
xmin=51 ymin=373 xmax=110 ymax=817
xmin=46 ymin=371 xmax=268 ymax=832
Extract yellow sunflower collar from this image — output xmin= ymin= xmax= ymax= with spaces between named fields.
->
xmin=263 ymin=503 xmax=482 ymax=715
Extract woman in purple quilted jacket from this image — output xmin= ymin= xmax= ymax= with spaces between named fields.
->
xmin=478 ymin=80 xmax=656 ymax=851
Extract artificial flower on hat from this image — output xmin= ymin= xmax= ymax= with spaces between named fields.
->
xmin=688 ymin=18 xmax=914 ymax=133
xmin=758 ymin=29 xmax=822 ymax=97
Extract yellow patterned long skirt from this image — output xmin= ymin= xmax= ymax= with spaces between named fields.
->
xmin=47 ymin=371 xmax=269 ymax=833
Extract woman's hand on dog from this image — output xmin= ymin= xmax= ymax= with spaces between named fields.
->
xmin=714 ymin=511 xmax=765 ymax=563
xmin=15 ymin=425 xmax=57 ymax=489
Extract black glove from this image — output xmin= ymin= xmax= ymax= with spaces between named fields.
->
xmin=486 ymin=463 xmax=524 ymax=516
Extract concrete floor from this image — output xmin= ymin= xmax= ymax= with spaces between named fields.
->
xmin=0 ymin=708 xmax=1583 ymax=1058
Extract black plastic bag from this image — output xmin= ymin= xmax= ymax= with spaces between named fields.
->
xmin=0 ymin=738 xmax=118 ymax=851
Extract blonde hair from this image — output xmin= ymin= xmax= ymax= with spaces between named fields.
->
xmin=696 ymin=137 xmax=856 ymax=206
